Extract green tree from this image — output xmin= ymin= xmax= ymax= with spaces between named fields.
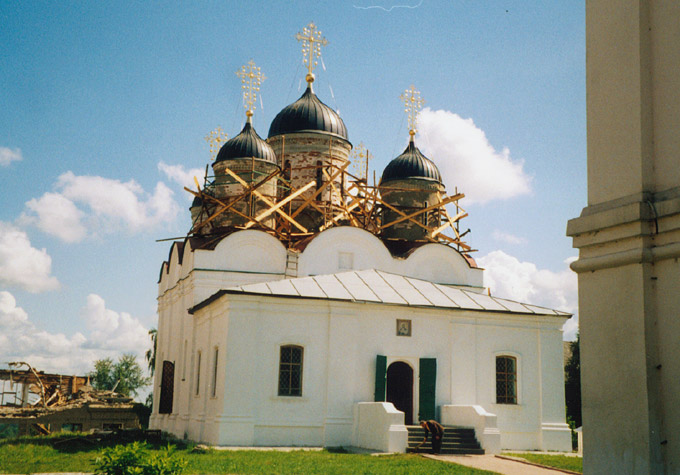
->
xmin=144 ymin=329 xmax=157 ymax=408
xmin=90 ymin=353 xmax=150 ymax=397
xmin=145 ymin=328 xmax=157 ymax=376
xmin=91 ymin=357 xmax=117 ymax=391
xmin=564 ymin=333 xmax=581 ymax=428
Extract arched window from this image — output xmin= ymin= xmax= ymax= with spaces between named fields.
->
xmin=278 ymin=345 xmax=303 ymax=396
xmin=195 ymin=351 xmax=202 ymax=396
xmin=315 ymin=161 xmax=323 ymax=191
xmin=158 ymin=361 xmax=174 ymax=414
xmin=496 ymin=355 xmax=517 ymax=404
xmin=282 ymin=160 xmax=292 ymax=200
xmin=181 ymin=340 xmax=187 ymax=381
xmin=211 ymin=347 xmax=219 ymax=398
xmin=422 ymin=201 xmax=429 ymax=225
xmin=283 ymin=160 xmax=291 ymax=182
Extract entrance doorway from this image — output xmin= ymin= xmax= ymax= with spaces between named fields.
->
xmin=386 ymin=361 xmax=413 ymax=425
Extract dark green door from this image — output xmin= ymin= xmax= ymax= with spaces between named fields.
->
xmin=418 ymin=358 xmax=436 ymax=421
xmin=374 ymin=355 xmax=387 ymax=401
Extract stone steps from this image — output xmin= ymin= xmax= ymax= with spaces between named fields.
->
xmin=405 ymin=425 xmax=485 ymax=455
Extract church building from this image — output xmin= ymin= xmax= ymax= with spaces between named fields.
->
xmin=150 ymin=24 xmax=572 ymax=453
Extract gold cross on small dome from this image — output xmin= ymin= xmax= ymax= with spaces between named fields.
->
xmin=205 ymin=126 xmax=228 ymax=160
xmin=351 ymin=142 xmax=372 ymax=181
xmin=235 ymin=60 xmax=265 ymax=121
xmin=400 ymin=85 xmax=425 ymax=139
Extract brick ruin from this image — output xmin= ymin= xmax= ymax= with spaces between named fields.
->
xmin=0 ymin=363 xmax=141 ymax=437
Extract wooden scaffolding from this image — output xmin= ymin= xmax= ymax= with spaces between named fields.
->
xmin=183 ymin=149 xmax=472 ymax=254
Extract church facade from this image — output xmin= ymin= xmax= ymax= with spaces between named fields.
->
xmin=150 ymin=25 xmax=572 ymax=452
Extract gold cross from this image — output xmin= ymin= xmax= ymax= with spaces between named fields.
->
xmin=400 ymin=85 xmax=425 ymax=137
xmin=235 ymin=60 xmax=265 ymax=118
xmin=295 ymin=22 xmax=328 ymax=83
xmin=351 ymin=142 xmax=371 ymax=181
xmin=205 ymin=126 xmax=228 ymax=160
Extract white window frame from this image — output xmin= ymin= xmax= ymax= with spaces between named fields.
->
xmin=493 ymin=351 xmax=521 ymax=405
xmin=278 ymin=344 xmax=304 ymax=397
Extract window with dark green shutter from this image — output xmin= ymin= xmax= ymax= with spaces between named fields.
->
xmin=418 ymin=358 xmax=437 ymax=421
xmin=374 ymin=355 xmax=387 ymax=402
xmin=496 ymin=356 xmax=517 ymax=404
xmin=278 ymin=345 xmax=303 ymax=396
xmin=159 ymin=360 xmax=174 ymax=414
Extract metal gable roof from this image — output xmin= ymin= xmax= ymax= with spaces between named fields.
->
xmin=192 ymin=269 xmax=570 ymax=318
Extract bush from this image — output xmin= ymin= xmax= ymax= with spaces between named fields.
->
xmin=94 ymin=442 xmax=187 ymax=475
xmin=143 ymin=446 xmax=187 ymax=475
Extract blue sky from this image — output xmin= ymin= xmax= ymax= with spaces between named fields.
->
xmin=0 ymin=1 xmax=584 ymax=380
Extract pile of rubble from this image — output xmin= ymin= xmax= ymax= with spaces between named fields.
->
xmin=0 ymin=362 xmax=141 ymax=436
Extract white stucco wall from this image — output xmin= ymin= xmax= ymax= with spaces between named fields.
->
xmin=352 ymin=402 xmax=408 ymax=453
xmin=158 ymin=228 xmax=482 ymax=300
xmin=158 ymin=231 xmax=288 ymax=297
xmin=152 ymin=229 xmax=567 ymax=451
xmin=567 ymin=3 xmax=680 ymax=471
xmin=441 ymin=405 xmax=501 ymax=454
xmin=298 ymin=227 xmax=483 ymax=287
xmin=193 ymin=230 xmax=287 ymax=276
xmin=403 ymin=243 xmax=483 ymax=288
xmin=152 ymin=289 xmax=569 ymax=451
xmin=298 ymin=227 xmax=394 ymax=276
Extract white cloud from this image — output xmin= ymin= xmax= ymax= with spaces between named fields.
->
xmin=145 ymin=182 xmax=180 ymax=223
xmin=418 ymin=108 xmax=532 ymax=204
xmin=0 ymin=222 xmax=60 ymax=293
xmin=0 ymin=292 xmax=151 ymax=376
xmin=57 ymin=172 xmax=179 ymax=229
xmin=158 ymin=161 xmax=205 ymax=199
xmin=22 ymin=192 xmax=87 ymax=243
xmin=492 ymin=230 xmax=527 ymax=245
xmin=477 ymin=250 xmax=578 ymax=340
xmin=22 ymin=172 xmax=180 ymax=242
xmin=0 ymin=291 xmax=29 ymax=328
xmin=80 ymin=294 xmax=149 ymax=353
xmin=0 ymin=147 xmax=22 ymax=167
xmin=561 ymin=315 xmax=579 ymax=342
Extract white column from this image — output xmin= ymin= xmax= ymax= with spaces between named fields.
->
xmin=567 ymin=1 xmax=680 ymax=472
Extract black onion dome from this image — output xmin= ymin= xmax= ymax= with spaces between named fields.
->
xmin=380 ymin=141 xmax=442 ymax=185
xmin=268 ymin=86 xmax=348 ymax=140
xmin=215 ymin=121 xmax=277 ymax=164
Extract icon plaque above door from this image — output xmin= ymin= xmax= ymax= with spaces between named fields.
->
xmin=396 ymin=319 xmax=411 ymax=337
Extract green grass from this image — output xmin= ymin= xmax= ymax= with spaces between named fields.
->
xmin=183 ymin=449 xmax=496 ymax=474
xmin=504 ymin=452 xmax=582 ymax=473
xmin=0 ymin=437 xmax=498 ymax=475
xmin=0 ymin=440 xmax=96 ymax=473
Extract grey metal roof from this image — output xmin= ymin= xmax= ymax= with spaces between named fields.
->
xmin=211 ymin=269 xmax=570 ymax=317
